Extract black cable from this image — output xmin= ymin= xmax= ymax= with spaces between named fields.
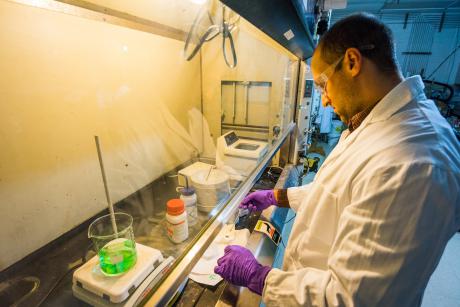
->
xmin=36 ymin=261 xmax=83 ymax=306
xmin=37 ymin=243 xmax=93 ymax=306
xmin=283 ymin=213 xmax=297 ymax=225
xmin=280 ymin=237 xmax=287 ymax=249
xmin=427 ymin=44 xmax=460 ymax=80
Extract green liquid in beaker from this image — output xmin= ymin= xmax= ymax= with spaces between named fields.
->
xmin=99 ymin=238 xmax=137 ymax=276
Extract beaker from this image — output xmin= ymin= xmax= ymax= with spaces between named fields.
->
xmin=88 ymin=212 xmax=137 ymax=276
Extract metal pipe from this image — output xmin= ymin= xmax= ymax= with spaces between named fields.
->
xmin=7 ymin=0 xmax=186 ymax=41
xmin=245 ymin=82 xmax=249 ymax=125
xmin=232 ymin=82 xmax=236 ymax=124
xmin=404 ymin=12 xmax=409 ymax=29
xmin=94 ymin=136 xmax=118 ymax=236
xmin=439 ymin=11 xmax=446 ymax=32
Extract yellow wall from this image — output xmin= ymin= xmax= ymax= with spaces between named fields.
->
xmin=0 ymin=1 xmax=201 ymax=270
xmin=0 ymin=0 xmax=300 ymax=271
xmin=83 ymin=0 xmax=201 ymax=32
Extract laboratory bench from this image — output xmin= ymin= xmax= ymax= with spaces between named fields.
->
xmin=0 ymin=132 xmax=339 ymax=307
xmin=0 ymin=158 xmax=208 ymax=307
xmin=171 ymin=140 xmax=336 ymax=307
xmin=0 ymin=0 xmax=318 ymax=305
xmin=0 ymin=164 xmax=295 ymax=307
xmin=0 ymin=126 xmax=299 ymax=307
xmin=173 ymin=164 xmax=298 ymax=307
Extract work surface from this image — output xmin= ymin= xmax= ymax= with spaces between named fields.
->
xmin=0 ymin=161 xmax=217 ymax=306
xmin=0 ymin=161 xmax=286 ymax=306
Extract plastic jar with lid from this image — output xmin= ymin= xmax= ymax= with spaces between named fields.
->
xmin=166 ymin=199 xmax=189 ymax=244
xmin=179 ymin=187 xmax=197 ymax=227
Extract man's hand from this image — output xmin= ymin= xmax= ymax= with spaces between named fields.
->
xmin=214 ymin=245 xmax=271 ymax=295
xmin=239 ymin=190 xmax=276 ymax=211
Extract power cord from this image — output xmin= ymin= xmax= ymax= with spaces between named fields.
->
xmin=283 ymin=213 xmax=297 ymax=225
xmin=280 ymin=237 xmax=287 ymax=248
xmin=36 ymin=262 xmax=83 ymax=306
xmin=36 ymin=243 xmax=93 ymax=306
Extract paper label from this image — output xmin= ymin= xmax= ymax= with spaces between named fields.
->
xmin=284 ymin=29 xmax=295 ymax=40
xmin=254 ymin=220 xmax=281 ymax=246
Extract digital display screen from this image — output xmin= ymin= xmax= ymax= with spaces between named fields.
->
xmin=224 ymin=132 xmax=239 ymax=146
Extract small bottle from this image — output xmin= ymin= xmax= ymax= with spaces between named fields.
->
xmin=166 ymin=199 xmax=189 ymax=244
xmin=180 ymin=187 xmax=197 ymax=227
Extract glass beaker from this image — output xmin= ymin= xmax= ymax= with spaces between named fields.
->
xmin=88 ymin=212 xmax=137 ymax=276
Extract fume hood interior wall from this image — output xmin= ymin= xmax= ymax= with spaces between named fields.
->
xmin=0 ymin=0 xmax=202 ymax=270
xmin=201 ymin=18 xmax=299 ymax=143
xmin=79 ymin=0 xmax=202 ymax=32
xmin=0 ymin=0 xmax=301 ymax=272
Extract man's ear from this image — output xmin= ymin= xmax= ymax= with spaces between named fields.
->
xmin=344 ymin=48 xmax=362 ymax=77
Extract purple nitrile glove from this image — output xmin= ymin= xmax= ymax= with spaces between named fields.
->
xmin=214 ymin=245 xmax=271 ymax=296
xmin=239 ymin=190 xmax=276 ymax=211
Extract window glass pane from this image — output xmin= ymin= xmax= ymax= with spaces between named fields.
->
xmin=0 ymin=0 xmax=299 ymax=286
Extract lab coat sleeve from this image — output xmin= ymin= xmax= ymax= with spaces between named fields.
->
xmin=263 ymin=163 xmax=459 ymax=307
xmin=287 ymin=183 xmax=312 ymax=212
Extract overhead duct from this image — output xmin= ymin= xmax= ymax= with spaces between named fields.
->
xmin=219 ymin=0 xmax=316 ymax=60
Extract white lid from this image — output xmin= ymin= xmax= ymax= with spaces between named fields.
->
xmin=191 ymin=169 xmax=229 ymax=186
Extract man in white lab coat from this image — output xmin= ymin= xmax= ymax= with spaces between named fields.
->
xmin=214 ymin=13 xmax=460 ymax=306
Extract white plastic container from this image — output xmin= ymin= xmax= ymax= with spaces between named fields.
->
xmin=191 ymin=169 xmax=230 ymax=212
xmin=179 ymin=187 xmax=197 ymax=226
xmin=166 ymin=199 xmax=188 ymax=244
xmin=177 ymin=162 xmax=214 ymax=187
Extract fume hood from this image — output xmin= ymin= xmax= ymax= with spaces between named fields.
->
xmin=221 ymin=0 xmax=317 ymax=60
xmin=0 ymin=0 xmax=312 ymax=305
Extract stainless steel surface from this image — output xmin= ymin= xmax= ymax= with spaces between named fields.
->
xmin=245 ymin=82 xmax=249 ymax=125
xmin=221 ymin=124 xmax=269 ymax=133
xmin=221 ymin=81 xmax=272 ymax=86
xmin=144 ymin=123 xmax=295 ymax=306
xmin=289 ymin=60 xmax=303 ymax=165
xmin=130 ymin=257 xmax=174 ymax=307
xmin=7 ymin=0 xmax=186 ymax=41
xmin=231 ymin=228 xmax=276 ymax=307
xmin=291 ymin=61 xmax=309 ymax=165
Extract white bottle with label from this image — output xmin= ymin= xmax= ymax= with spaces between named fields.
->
xmin=166 ymin=199 xmax=188 ymax=244
xmin=179 ymin=187 xmax=197 ymax=227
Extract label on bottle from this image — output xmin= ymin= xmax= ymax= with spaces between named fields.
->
xmin=166 ymin=217 xmax=188 ymax=243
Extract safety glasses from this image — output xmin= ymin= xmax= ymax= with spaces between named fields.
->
xmin=313 ymin=55 xmax=344 ymax=96
xmin=313 ymin=45 xmax=375 ymax=96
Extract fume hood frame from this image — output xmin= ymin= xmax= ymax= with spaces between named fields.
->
xmin=219 ymin=0 xmax=317 ymax=60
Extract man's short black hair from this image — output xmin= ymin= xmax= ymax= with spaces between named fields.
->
xmin=317 ymin=12 xmax=400 ymax=73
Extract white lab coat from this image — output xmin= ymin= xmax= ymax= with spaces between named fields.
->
xmin=262 ymin=76 xmax=460 ymax=307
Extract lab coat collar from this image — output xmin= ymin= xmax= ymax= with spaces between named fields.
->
xmin=367 ymin=75 xmax=426 ymax=124
xmin=317 ymin=76 xmax=426 ymax=174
